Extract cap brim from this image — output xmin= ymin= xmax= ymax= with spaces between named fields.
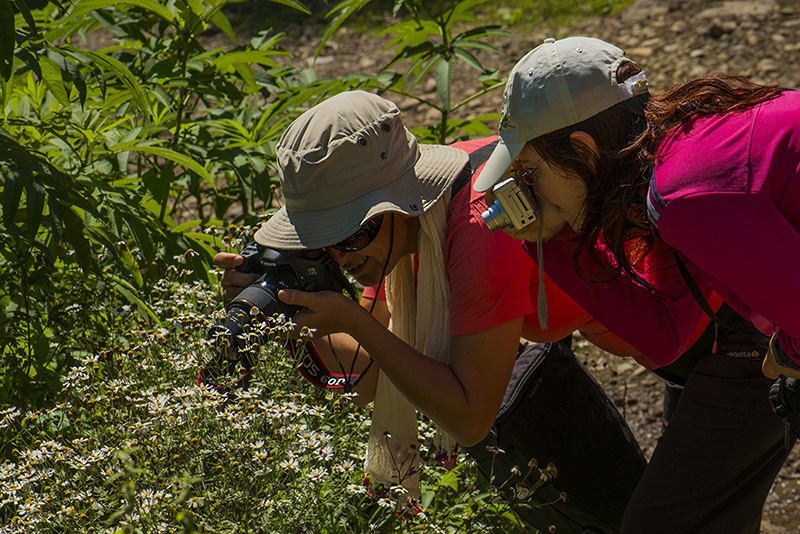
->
xmin=254 ymin=144 xmax=468 ymax=250
xmin=473 ymin=137 xmax=525 ymax=192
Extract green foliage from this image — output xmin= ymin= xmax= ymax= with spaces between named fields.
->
xmin=0 ymin=0 xmax=368 ymax=407
xmin=320 ymin=0 xmax=507 ymax=144
xmin=0 ymin=0 xmax=629 ymax=528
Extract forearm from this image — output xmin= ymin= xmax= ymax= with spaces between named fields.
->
xmin=346 ymin=308 xmax=520 ymax=445
xmin=533 ymin=234 xmax=705 ymax=366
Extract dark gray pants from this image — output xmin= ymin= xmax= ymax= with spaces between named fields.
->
xmin=621 ymin=309 xmax=794 ymax=534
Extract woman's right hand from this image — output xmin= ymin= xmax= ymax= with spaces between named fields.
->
xmin=213 ymin=252 xmax=260 ymax=307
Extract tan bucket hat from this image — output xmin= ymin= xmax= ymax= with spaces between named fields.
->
xmin=254 ymin=90 xmax=469 ymax=249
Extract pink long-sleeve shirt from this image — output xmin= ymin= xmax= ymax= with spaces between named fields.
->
xmin=527 ymin=90 xmax=800 ymax=366
xmin=649 ymin=90 xmax=800 ymax=363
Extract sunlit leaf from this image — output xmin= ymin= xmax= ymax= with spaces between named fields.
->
xmin=435 ymin=57 xmax=451 ymax=111
xmin=109 ymin=141 xmax=215 ymax=188
xmin=67 ymin=0 xmax=174 ymax=23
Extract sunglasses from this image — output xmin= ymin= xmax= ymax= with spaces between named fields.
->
xmin=330 ymin=214 xmax=386 ymax=252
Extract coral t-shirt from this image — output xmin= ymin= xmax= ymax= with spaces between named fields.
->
xmin=364 ymin=137 xmax=651 ymax=365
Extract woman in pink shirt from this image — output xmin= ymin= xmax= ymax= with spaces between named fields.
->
xmin=475 ymin=36 xmax=799 ymax=533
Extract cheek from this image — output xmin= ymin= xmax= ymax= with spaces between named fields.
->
xmin=537 ymin=178 xmax=584 ymax=211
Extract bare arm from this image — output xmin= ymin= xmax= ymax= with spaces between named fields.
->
xmin=278 ymin=288 xmax=522 ymax=446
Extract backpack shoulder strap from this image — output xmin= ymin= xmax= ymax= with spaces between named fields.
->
xmin=450 ymin=139 xmax=500 ymax=199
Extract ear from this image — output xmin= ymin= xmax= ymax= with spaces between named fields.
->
xmin=569 ymin=131 xmax=599 ymax=157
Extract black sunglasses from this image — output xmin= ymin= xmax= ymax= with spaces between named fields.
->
xmin=330 ymin=214 xmax=386 ymax=252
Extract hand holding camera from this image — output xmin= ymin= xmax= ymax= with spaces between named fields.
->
xmin=224 ymin=242 xmax=356 ymax=343
xmin=201 ymin=243 xmax=356 ymax=390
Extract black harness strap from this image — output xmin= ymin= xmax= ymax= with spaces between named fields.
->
xmin=672 ymin=249 xmax=765 ymax=345
xmin=450 ymin=139 xmax=499 ymax=198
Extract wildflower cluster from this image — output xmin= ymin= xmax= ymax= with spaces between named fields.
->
xmin=0 ymin=270 xmax=537 ymax=533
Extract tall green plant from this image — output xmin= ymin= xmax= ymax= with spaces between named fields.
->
xmin=321 ymin=0 xmax=507 ymax=144
xmin=0 ymin=0 xmax=370 ymax=407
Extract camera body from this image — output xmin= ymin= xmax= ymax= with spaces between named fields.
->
xmin=223 ymin=242 xmax=356 ymax=344
xmin=482 ymin=178 xmax=537 ymax=232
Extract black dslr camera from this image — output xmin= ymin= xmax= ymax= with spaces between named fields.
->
xmin=224 ymin=241 xmax=357 ymax=343
xmin=199 ymin=242 xmax=356 ymax=390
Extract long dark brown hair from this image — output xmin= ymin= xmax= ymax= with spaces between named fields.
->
xmin=529 ymin=66 xmax=782 ymax=288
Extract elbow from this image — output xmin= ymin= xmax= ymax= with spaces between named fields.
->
xmin=452 ymin=414 xmax=496 ymax=448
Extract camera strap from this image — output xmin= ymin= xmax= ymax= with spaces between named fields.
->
xmin=450 ymin=139 xmax=500 ymax=198
xmin=672 ymin=248 xmax=765 ymax=346
xmin=288 ymin=340 xmax=355 ymax=389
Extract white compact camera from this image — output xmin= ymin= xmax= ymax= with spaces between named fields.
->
xmin=481 ymin=178 xmax=537 ymax=231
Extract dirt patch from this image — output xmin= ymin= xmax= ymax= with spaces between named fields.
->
xmin=259 ymin=0 xmax=800 ymax=529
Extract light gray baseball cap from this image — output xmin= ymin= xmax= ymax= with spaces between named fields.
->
xmin=255 ymin=90 xmax=468 ymax=249
xmin=473 ymin=36 xmax=648 ymax=192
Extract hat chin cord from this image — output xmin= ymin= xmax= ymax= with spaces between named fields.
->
xmin=328 ymin=213 xmax=395 ymax=393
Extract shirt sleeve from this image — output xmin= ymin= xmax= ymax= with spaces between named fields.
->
xmin=531 ymin=229 xmax=707 ymax=366
xmin=658 ymin=192 xmax=800 ymax=361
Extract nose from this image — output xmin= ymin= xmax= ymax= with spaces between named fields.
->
xmin=325 ymin=247 xmax=349 ymax=266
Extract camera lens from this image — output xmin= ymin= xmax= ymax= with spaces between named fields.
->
xmin=224 ymin=269 xmax=301 ymax=344
xmin=481 ymin=199 xmax=510 ymax=232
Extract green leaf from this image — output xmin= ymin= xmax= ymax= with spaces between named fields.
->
xmin=108 ymin=142 xmax=215 ymax=188
xmin=56 ymin=202 xmax=93 ymax=272
xmin=452 ymin=47 xmax=483 ymax=72
xmin=65 ymin=47 xmax=152 ymax=122
xmin=208 ymin=9 xmax=236 ymax=44
xmin=439 ymin=470 xmax=459 ymax=492
xmin=121 ymin=210 xmax=157 ymax=260
xmin=39 ymin=56 xmax=71 ymax=107
xmin=316 ymin=0 xmax=370 ymax=59
xmin=119 ymin=246 xmax=143 ymax=287
xmin=25 ymin=178 xmax=46 ymax=240
xmin=0 ymin=0 xmax=14 ymax=81
xmin=2 ymin=165 xmax=23 ymax=229
xmin=15 ymin=49 xmax=42 ymax=80
xmin=269 ymin=0 xmax=310 ymax=14
xmin=172 ymin=218 xmax=207 ymax=233
xmin=420 ymin=489 xmax=435 ymax=509
xmin=212 ymin=50 xmax=283 ymax=71
xmin=141 ymin=166 xmax=173 ymax=204
xmin=13 ymin=0 xmax=37 ymax=36
xmin=435 ymin=57 xmax=451 ymax=111
xmin=67 ymin=0 xmax=174 ymax=23
xmin=181 ymin=232 xmax=220 ymax=257
xmin=109 ymin=274 xmax=160 ymax=324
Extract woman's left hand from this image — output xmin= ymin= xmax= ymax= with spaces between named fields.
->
xmin=762 ymin=332 xmax=800 ymax=379
xmin=277 ymin=289 xmax=367 ymax=340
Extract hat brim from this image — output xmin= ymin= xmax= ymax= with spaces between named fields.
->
xmin=473 ymin=137 xmax=525 ymax=192
xmin=254 ymin=144 xmax=468 ymax=250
